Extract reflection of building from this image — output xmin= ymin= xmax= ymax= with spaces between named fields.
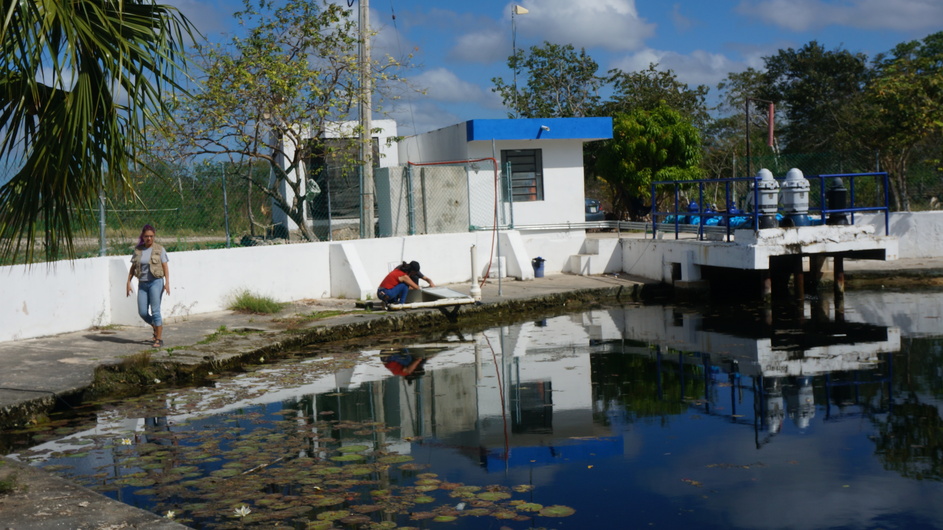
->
xmin=611 ymin=304 xmax=897 ymax=443
xmin=17 ymin=305 xmax=901 ymax=471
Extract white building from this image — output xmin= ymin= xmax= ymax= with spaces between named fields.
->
xmin=388 ymin=117 xmax=613 ymax=231
xmin=272 ymin=119 xmax=399 ymax=237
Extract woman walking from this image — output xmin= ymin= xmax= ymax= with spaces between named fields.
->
xmin=126 ymin=225 xmax=170 ymax=348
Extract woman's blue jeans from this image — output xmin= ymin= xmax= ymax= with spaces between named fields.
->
xmin=379 ymin=283 xmax=409 ymax=304
xmin=137 ymin=278 xmax=164 ymax=327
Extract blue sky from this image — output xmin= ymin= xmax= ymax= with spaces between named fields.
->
xmin=174 ymin=0 xmax=943 ymax=136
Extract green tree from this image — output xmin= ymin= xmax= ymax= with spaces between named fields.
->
xmin=857 ymin=31 xmax=943 ymax=211
xmin=0 ymin=0 xmax=195 ymax=262
xmin=492 ymin=41 xmax=603 ymax=118
xmin=157 ymin=0 xmax=410 ymax=242
xmin=762 ymin=41 xmax=869 ymax=153
xmin=605 ymin=63 xmax=710 ymax=129
xmin=595 ymin=105 xmax=703 ymax=220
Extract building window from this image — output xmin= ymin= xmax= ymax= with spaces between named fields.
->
xmin=502 ymin=149 xmax=544 ymax=202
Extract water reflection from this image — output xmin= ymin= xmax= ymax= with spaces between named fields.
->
xmin=11 ymin=299 xmax=943 ymax=528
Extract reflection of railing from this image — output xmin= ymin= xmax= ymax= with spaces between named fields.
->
xmin=649 ymin=171 xmax=890 ymax=241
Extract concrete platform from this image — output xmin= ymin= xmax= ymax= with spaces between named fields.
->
xmin=621 ymin=224 xmax=899 ymax=285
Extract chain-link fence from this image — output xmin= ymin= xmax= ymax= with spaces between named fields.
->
xmin=700 ymin=150 xmax=941 ymax=212
xmin=64 ymin=162 xmax=270 ymax=261
xmin=9 ymin=149 xmax=940 ymax=265
xmin=50 ymin=157 xmax=507 ymax=264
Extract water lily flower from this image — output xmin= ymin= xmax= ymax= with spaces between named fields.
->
xmin=234 ymin=505 xmax=251 ymax=517
xmin=259 ymin=357 xmax=264 ymax=362
xmin=154 ymin=378 xmax=161 ymax=384
xmin=164 ymin=510 xmax=175 ymax=519
xmin=119 ymin=438 xmax=132 ymax=446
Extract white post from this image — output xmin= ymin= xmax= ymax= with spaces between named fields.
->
xmin=470 ymin=245 xmax=481 ymax=301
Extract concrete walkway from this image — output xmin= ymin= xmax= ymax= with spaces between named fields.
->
xmin=0 ymin=260 xmax=939 ymax=529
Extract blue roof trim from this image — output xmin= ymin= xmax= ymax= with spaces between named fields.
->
xmin=465 ymin=117 xmax=612 ymax=142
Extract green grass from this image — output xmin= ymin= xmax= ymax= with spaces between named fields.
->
xmin=0 ymin=472 xmax=18 ymax=495
xmin=228 ymin=290 xmax=286 ymax=314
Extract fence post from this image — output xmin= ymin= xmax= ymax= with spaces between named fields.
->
xmin=505 ymin=161 xmax=514 ymax=228
xmin=406 ymin=164 xmax=415 ymax=235
xmin=222 ymin=164 xmax=231 ymax=248
xmin=98 ymin=175 xmax=106 ymax=257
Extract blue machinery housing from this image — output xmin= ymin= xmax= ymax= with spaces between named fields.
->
xmin=651 ymin=172 xmax=891 ymax=240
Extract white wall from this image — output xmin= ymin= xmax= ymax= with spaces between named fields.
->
xmin=3 ymin=211 xmax=928 ymax=343
xmin=1 ymin=259 xmax=113 ymax=341
xmin=398 ymin=122 xmax=467 ymax=163
xmin=1 ymin=230 xmax=602 ymax=342
xmin=399 ymin=124 xmax=590 ymax=229
xmin=856 ymin=211 xmax=943 ymax=258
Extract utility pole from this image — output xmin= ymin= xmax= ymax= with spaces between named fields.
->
xmin=745 ymin=97 xmax=775 ymax=178
xmin=359 ymin=0 xmax=374 ymax=238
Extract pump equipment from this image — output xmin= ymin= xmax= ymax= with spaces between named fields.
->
xmin=780 ymin=168 xmax=811 ymax=226
xmin=746 ymin=168 xmax=780 ymax=229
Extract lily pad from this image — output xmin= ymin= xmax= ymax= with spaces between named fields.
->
xmin=330 ymin=454 xmax=364 ymax=462
xmin=476 ymin=491 xmax=511 ymax=501
xmin=340 ymin=514 xmax=372 ymax=525
xmin=316 ymin=509 xmax=350 ymax=521
xmin=345 ymin=465 xmax=374 ymax=476
xmin=399 ymin=463 xmax=430 ymax=471
xmin=539 ymin=505 xmax=576 ymax=517
xmin=516 ymin=502 xmax=543 ymax=512
xmin=311 ymin=496 xmax=346 ymax=507
xmin=337 ymin=444 xmax=370 ymax=453
xmin=378 ymin=454 xmax=413 ymax=464
xmin=433 ymin=515 xmax=458 ymax=522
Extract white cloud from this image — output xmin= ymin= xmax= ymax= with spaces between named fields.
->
xmin=511 ymin=0 xmax=656 ymax=51
xmin=449 ymin=27 xmax=511 ymax=64
xmin=671 ymin=3 xmax=696 ymax=32
xmin=737 ymin=0 xmax=943 ymax=32
xmin=410 ymin=68 xmax=492 ymax=105
xmin=386 ymin=101 xmax=461 ymax=138
xmin=609 ymin=48 xmax=748 ymax=88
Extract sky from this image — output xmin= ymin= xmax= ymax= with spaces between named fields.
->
xmin=169 ymin=0 xmax=943 ymax=136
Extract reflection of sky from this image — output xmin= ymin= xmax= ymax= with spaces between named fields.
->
xmin=16 ymin=304 xmax=943 ymax=529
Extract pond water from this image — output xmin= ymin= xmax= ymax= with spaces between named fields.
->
xmin=7 ymin=290 xmax=943 ymax=529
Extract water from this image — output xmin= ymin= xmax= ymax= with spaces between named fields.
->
xmin=8 ymin=291 xmax=943 ymax=529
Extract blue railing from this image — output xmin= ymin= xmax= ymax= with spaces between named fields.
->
xmin=650 ymin=172 xmax=890 ymax=240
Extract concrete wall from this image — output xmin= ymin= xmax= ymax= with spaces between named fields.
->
xmin=1 ymin=211 xmax=930 ymax=343
xmin=3 ymin=230 xmax=612 ymax=342
xmin=466 ymin=139 xmax=586 ymax=226
xmin=399 ymin=121 xmax=594 ymax=229
xmin=856 ymin=211 xmax=943 ymax=258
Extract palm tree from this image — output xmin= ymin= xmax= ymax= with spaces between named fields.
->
xmin=0 ymin=0 xmax=195 ymax=262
